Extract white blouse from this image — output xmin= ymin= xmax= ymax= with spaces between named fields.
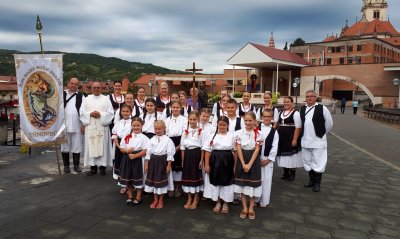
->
xmin=114 ymin=106 xmax=143 ymax=123
xmin=199 ymin=122 xmax=216 ymax=137
xmin=202 ymin=132 xmax=235 ymax=152
xmin=120 ymin=133 xmax=149 ymax=152
xmin=145 ymin=135 xmax=176 ymax=161
xmin=180 ymin=128 xmax=203 ymax=150
xmin=235 ymin=128 xmax=263 ymax=150
xmin=111 ymin=119 xmax=132 ymax=139
xmin=211 ymin=116 xmax=245 ymax=133
xmin=141 ymin=112 xmax=164 ymax=134
xmin=165 ymin=115 xmax=187 ymax=137
xmin=260 ymin=126 xmax=279 ymax=162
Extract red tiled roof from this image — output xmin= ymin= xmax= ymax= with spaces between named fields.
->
xmin=342 ymin=19 xmax=400 ymax=37
xmin=381 ymin=37 xmax=400 ymax=47
xmin=250 ymin=43 xmax=311 ymax=66
xmin=323 ymin=36 xmax=337 ymax=42
xmin=134 ymin=75 xmax=156 ymax=84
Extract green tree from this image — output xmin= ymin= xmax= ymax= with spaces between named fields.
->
xmin=290 ymin=38 xmax=306 ymax=47
xmin=283 ymin=42 xmax=288 ymax=50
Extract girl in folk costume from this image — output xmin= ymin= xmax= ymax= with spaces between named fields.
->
xmin=203 ymin=116 xmax=236 ymax=214
xmin=162 ymin=92 xmax=180 ymax=119
xmin=109 ymin=81 xmax=125 ymax=112
xmin=214 ymin=95 xmax=231 ymax=118
xmin=237 ymin=92 xmax=256 ymax=117
xmin=180 ymin=111 xmax=204 ymax=209
xmin=119 ymin=117 xmax=149 ymax=206
xmin=155 ymin=82 xmax=171 ymax=112
xmin=274 ymin=96 xmax=302 ymax=181
xmin=256 ymin=91 xmax=279 ymax=125
xmin=142 ymin=98 xmax=163 ymax=139
xmin=234 ymin=111 xmax=263 ymax=220
xmin=212 ymin=99 xmax=244 ymax=133
xmin=165 ymin=100 xmax=187 ymax=198
xmin=212 ymin=90 xmax=228 ymax=116
xmin=111 ymin=104 xmax=133 ymax=192
xmin=179 ymin=91 xmax=193 ymax=118
xmin=144 ymin=120 xmax=175 ymax=209
xmin=135 ymin=87 xmax=147 ymax=113
xmin=114 ymin=93 xmax=143 ymax=123
xmin=257 ymin=109 xmax=279 ymax=207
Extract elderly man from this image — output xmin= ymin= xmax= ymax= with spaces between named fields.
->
xmin=80 ymin=82 xmax=114 ymax=176
xmin=61 ymin=78 xmax=85 ymax=173
xmin=300 ymin=90 xmax=333 ymax=192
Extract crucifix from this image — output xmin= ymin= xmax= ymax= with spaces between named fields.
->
xmin=185 ymin=62 xmax=203 ymax=110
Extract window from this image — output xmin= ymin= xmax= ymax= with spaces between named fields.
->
xmin=347 ymin=57 xmax=353 ymax=64
xmin=327 ymin=47 xmax=332 ymax=53
xmin=326 ymin=58 xmax=332 ymax=65
xmin=348 ymin=45 xmax=353 ymax=52
xmin=373 ymin=11 xmax=380 ymax=19
xmin=355 ymin=56 xmax=362 ymax=64
xmin=339 ymin=57 xmax=345 ymax=64
xmin=357 ymin=45 xmax=363 ymax=51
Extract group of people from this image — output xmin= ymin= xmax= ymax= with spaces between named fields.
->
xmin=61 ymin=78 xmax=333 ymax=220
xmin=331 ymin=98 xmax=359 ymax=115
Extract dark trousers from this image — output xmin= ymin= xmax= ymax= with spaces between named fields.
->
xmin=353 ymin=107 xmax=358 ymax=115
xmin=341 ymin=105 xmax=345 ymax=114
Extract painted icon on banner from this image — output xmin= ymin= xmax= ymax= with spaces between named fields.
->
xmin=23 ymin=71 xmax=58 ymax=130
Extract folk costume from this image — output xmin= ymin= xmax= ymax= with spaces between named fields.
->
xmin=165 ymin=115 xmax=187 ymax=182
xmin=111 ymin=118 xmax=132 ymax=178
xmin=141 ymin=111 xmax=163 ymax=139
xmin=256 ymin=106 xmax=279 ymax=123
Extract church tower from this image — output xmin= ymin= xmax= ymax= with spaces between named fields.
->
xmin=361 ymin=0 xmax=388 ymax=22
xmin=268 ymin=32 xmax=275 ymax=48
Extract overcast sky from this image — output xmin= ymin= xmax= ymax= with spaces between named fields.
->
xmin=0 ymin=0 xmax=399 ymax=73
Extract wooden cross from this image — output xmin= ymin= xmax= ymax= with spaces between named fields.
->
xmin=185 ymin=62 xmax=203 ymax=110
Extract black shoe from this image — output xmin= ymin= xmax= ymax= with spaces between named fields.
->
xmin=64 ymin=165 xmax=71 ymax=174
xmin=126 ymin=198 xmax=133 ymax=206
xmin=312 ymin=183 xmax=320 ymax=192
xmin=304 ymin=170 xmax=315 ymax=188
xmin=312 ymin=172 xmax=322 ymax=192
xmin=87 ymin=166 xmax=97 ymax=176
xmin=281 ymin=168 xmax=289 ymax=180
xmin=287 ymin=169 xmax=296 ymax=181
xmin=72 ymin=153 xmax=81 ymax=173
xmin=62 ymin=153 xmax=70 ymax=173
xmin=99 ymin=166 xmax=106 ymax=176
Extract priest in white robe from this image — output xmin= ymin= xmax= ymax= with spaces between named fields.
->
xmin=80 ymin=82 xmax=114 ymax=176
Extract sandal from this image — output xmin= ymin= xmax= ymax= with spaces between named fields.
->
xmin=120 ymin=187 xmax=127 ymax=194
xmin=240 ymin=210 xmax=248 ymax=219
xmin=220 ymin=203 xmax=229 ymax=214
xmin=131 ymin=199 xmax=142 ymax=206
xmin=150 ymin=200 xmax=158 ymax=209
xmin=213 ymin=202 xmax=222 ymax=213
xmin=248 ymin=211 xmax=256 ymax=220
xmin=156 ymin=200 xmax=164 ymax=209
xmin=189 ymin=201 xmax=198 ymax=210
xmin=126 ymin=198 xmax=133 ymax=206
xmin=184 ymin=200 xmax=191 ymax=209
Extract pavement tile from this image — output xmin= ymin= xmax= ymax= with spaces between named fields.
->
xmin=331 ymin=229 xmax=367 ymax=239
xmin=368 ymin=235 xmax=398 ymax=239
xmin=373 ymin=225 xmax=400 ymax=237
xmin=304 ymin=215 xmax=339 ymax=229
xmin=377 ymin=208 xmax=400 ymax=217
xmin=6 ymin=235 xmax=34 ymax=239
xmin=337 ymin=219 xmax=373 ymax=233
xmin=28 ymin=222 xmax=75 ymax=239
xmin=0 ymin=218 xmax=48 ymax=235
xmin=260 ymin=219 xmax=294 ymax=233
xmin=246 ymin=228 xmax=284 ymax=239
xmin=158 ymin=228 xmax=207 ymax=239
xmin=342 ymin=211 xmax=377 ymax=223
xmin=63 ymin=229 xmax=121 ymax=239
xmin=295 ymin=224 xmax=332 ymax=239
xmin=374 ymin=215 xmax=400 ymax=227
xmin=311 ymin=208 xmax=344 ymax=218
xmin=210 ymin=224 xmax=248 ymax=239
xmin=35 ymin=209 xmax=75 ymax=223
xmin=0 ymin=230 xmax=15 ymax=239
xmin=274 ymin=211 xmax=304 ymax=224
xmin=61 ymin=213 xmax=103 ymax=229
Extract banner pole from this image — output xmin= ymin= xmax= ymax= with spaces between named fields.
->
xmin=55 ymin=143 xmax=61 ymax=175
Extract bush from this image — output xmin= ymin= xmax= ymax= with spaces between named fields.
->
xmin=272 ymin=92 xmax=280 ymax=104
xmin=233 ymin=92 xmax=243 ymax=98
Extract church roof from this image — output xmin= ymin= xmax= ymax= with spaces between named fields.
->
xmin=250 ymin=43 xmax=310 ymax=66
xmin=323 ymin=36 xmax=337 ymax=42
xmin=341 ymin=19 xmax=400 ymax=37
xmin=380 ymin=37 xmax=400 ymax=47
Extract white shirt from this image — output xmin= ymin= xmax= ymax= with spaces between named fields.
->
xmin=141 ymin=112 xmax=163 ymax=134
xmin=64 ymin=90 xmax=85 ymax=133
xmin=120 ymin=133 xmax=149 ymax=152
xmin=260 ymin=125 xmax=279 ymax=162
xmin=212 ymin=115 xmax=245 ymax=133
xmin=111 ymin=119 xmax=132 ymax=139
xmin=199 ymin=122 xmax=216 ymax=137
xmin=235 ymin=128 xmax=263 ymax=150
xmin=145 ymin=135 xmax=176 ymax=161
xmin=180 ymin=128 xmax=203 ymax=150
xmin=301 ymin=103 xmax=333 ymax=148
xmin=212 ymin=101 xmax=223 ymax=116
xmin=165 ymin=115 xmax=187 ymax=137
xmin=202 ymin=132 xmax=235 ymax=152
xmin=114 ymin=105 xmax=143 ymax=123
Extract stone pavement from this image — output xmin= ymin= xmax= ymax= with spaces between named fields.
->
xmin=0 ymin=109 xmax=399 ymax=239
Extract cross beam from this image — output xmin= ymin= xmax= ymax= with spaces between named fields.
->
xmin=185 ymin=62 xmax=203 ymax=110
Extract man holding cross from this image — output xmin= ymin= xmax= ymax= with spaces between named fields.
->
xmin=80 ymin=82 xmax=114 ymax=176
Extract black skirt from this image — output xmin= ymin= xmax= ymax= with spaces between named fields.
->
xmin=209 ymin=150 xmax=234 ymax=186
xmin=145 ymin=154 xmax=169 ymax=189
xmin=182 ymin=147 xmax=203 ymax=187
xmin=277 ymin=126 xmax=301 ymax=156
xmin=119 ymin=150 xmax=143 ymax=187
xmin=234 ymin=149 xmax=261 ymax=187
xmin=113 ymin=138 xmax=123 ymax=175
xmin=143 ymin=132 xmax=155 ymax=139
xmin=170 ymin=136 xmax=182 ymax=172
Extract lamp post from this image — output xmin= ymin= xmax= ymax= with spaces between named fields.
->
xmin=35 ymin=15 xmax=44 ymax=54
xmin=393 ymin=78 xmax=400 ymax=109
xmin=293 ymin=77 xmax=300 ymax=108
xmin=148 ymin=79 xmax=154 ymax=98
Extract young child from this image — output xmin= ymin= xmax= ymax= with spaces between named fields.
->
xmin=180 ymin=111 xmax=204 ymax=209
xmin=142 ymin=98 xmax=163 ymax=139
xmin=213 ymin=99 xmax=244 ymax=133
xmin=199 ymin=108 xmax=215 ymax=135
xmin=237 ymin=92 xmax=256 ymax=117
xmin=179 ymin=91 xmax=192 ymax=118
xmin=165 ymin=100 xmax=187 ymax=198
xmin=114 ymin=93 xmax=143 ymax=123
xmin=257 ymin=110 xmax=279 ymax=207
xmin=203 ymin=116 xmax=235 ymax=214
xmin=162 ymin=92 xmax=180 ymax=119
xmin=215 ymin=95 xmax=231 ymax=118
xmin=234 ymin=111 xmax=263 ymax=220
xmin=119 ymin=117 xmax=149 ymax=206
xmin=111 ymin=104 xmax=133 ymax=192
xmin=144 ymin=120 xmax=176 ymax=209
xmin=256 ymin=91 xmax=279 ymax=124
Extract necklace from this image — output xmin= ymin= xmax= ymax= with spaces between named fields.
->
xmin=282 ymin=108 xmax=293 ymax=117
xmin=136 ymin=99 xmax=145 ymax=108
xmin=160 ymin=96 xmax=170 ymax=106
xmin=113 ymin=94 xmax=124 ymax=103
xmin=242 ymin=103 xmax=251 ymax=112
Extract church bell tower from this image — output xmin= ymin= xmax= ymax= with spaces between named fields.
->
xmin=361 ymin=0 xmax=388 ymax=22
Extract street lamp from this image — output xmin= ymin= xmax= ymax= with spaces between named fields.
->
xmin=393 ymin=78 xmax=400 ymax=109
xmin=148 ymin=79 xmax=154 ymax=98
xmin=293 ymin=77 xmax=300 ymax=107
xmin=35 ymin=15 xmax=44 ymax=54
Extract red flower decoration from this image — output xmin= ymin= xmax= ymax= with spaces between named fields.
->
xmin=184 ymin=129 xmax=189 ymax=136
xmin=254 ymin=128 xmax=259 ymax=142
xmin=198 ymin=128 xmax=202 ymax=136
xmin=124 ymin=134 xmax=132 ymax=144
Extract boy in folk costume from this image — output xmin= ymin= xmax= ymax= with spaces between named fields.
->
xmin=212 ymin=99 xmax=244 ymax=133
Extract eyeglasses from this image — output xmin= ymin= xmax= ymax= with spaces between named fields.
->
xmin=92 ymin=87 xmax=100 ymax=89
xmin=306 ymin=95 xmax=316 ymax=98
xmin=263 ymin=116 xmax=272 ymax=118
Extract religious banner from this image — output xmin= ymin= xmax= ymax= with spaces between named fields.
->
xmin=14 ymin=54 xmax=66 ymax=145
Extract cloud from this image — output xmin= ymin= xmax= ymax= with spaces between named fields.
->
xmin=0 ymin=0 xmax=399 ymax=73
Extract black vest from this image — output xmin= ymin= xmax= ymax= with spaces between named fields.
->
xmin=63 ymin=91 xmax=83 ymax=113
xmin=216 ymin=102 xmax=223 ymax=118
xmin=109 ymin=94 xmax=125 ymax=111
xmin=264 ymin=128 xmax=276 ymax=156
xmin=155 ymin=96 xmax=169 ymax=111
xmin=234 ymin=117 xmax=242 ymax=131
xmin=300 ymin=104 xmax=326 ymax=138
xmin=238 ymin=103 xmax=255 ymax=117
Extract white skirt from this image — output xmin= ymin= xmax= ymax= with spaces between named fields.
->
xmin=277 ymin=152 xmax=303 ymax=168
xmin=182 ymin=185 xmax=203 ymax=193
xmin=144 ymin=171 xmax=174 ymax=195
xmin=234 ymin=185 xmax=262 ymax=197
xmin=203 ymin=174 xmax=234 ymax=202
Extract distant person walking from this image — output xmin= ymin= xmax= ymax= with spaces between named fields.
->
xmin=352 ymin=99 xmax=359 ymax=115
xmin=331 ymin=99 xmax=337 ymax=114
xmin=340 ymin=98 xmax=346 ymax=114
